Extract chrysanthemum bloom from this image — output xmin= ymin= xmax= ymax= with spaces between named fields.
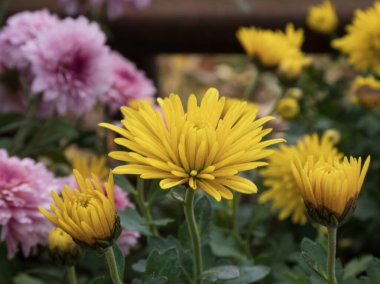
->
xmin=351 ymin=75 xmax=380 ymax=108
xmin=0 ymin=149 xmax=60 ymax=259
xmin=292 ymin=155 xmax=370 ymax=227
xmin=324 ymin=129 xmax=341 ymax=145
xmin=259 ymin=134 xmax=341 ymax=225
xmin=332 ymin=2 xmax=380 ymax=74
xmin=48 ymin=227 xmax=83 ymax=265
xmin=222 ymin=97 xmax=258 ymax=117
xmin=100 ymin=88 xmax=284 ymax=201
xmin=275 ymin=97 xmax=300 ymax=120
xmin=236 ymin=23 xmax=311 ymax=75
xmin=39 ymin=170 xmax=121 ymax=251
xmin=104 ymin=52 xmax=156 ymax=114
xmin=24 ymin=16 xmax=113 ymax=116
xmin=0 ymin=9 xmax=58 ymax=70
xmin=306 ymin=0 xmax=338 ymax=35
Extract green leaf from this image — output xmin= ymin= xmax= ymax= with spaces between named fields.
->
xmin=114 ymin=175 xmax=136 ymax=194
xmin=132 ymin=259 xmax=147 ymax=273
xmin=87 ymin=276 xmax=106 ymax=284
xmin=149 ymin=218 xmax=174 ymax=226
xmin=343 ymin=255 xmax=373 ymax=280
xmin=300 ymin=238 xmax=327 ymax=280
xmin=195 ymin=196 xmax=212 ymax=237
xmin=224 ymin=265 xmax=270 ymax=284
xmin=118 ymin=208 xmax=151 ymax=235
xmin=147 ymin=179 xmax=168 ymax=203
xmin=209 ymin=227 xmax=246 ymax=261
xmin=367 ymin=258 xmax=380 ymax=283
xmin=112 ymin=244 xmax=125 ymax=282
xmin=13 ymin=274 xmax=44 ymax=284
xmin=202 ymin=265 xmax=240 ymax=281
xmin=144 ymin=248 xmax=180 ymax=282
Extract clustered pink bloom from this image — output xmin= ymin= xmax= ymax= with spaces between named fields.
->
xmin=105 ymin=52 xmax=156 ymax=113
xmin=24 ymin=17 xmax=113 ymax=116
xmin=0 ymin=10 xmax=58 ymax=70
xmin=0 ymin=149 xmax=60 ymax=259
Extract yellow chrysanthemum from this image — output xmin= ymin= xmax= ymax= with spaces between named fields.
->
xmin=100 ymin=88 xmax=284 ymax=201
xmin=259 ymin=133 xmax=341 ymax=225
xmin=323 ymin=129 xmax=341 ymax=145
xmin=276 ymin=97 xmax=300 ymax=120
xmin=292 ymin=155 xmax=370 ymax=226
xmin=352 ymin=75 xmax=380 ymax=108
xmin=39 ymin=170 xmax=120 ymax=249
xmin=306 ymin=0 xmax=338 ymax=35
xmin=72 ymin=155 xmax=108 ymax=180
xmin=48 ymin=227 xmax=82 ymax=264
xmin=332 ymin=2 xmax=380 ymax=74
xmin=223 ymin=97 xmax=258 ymax=117
xmin=237 ymin=23 xmax=311 ymax=75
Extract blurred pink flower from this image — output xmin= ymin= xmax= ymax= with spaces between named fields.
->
xmin=117 ymin=229 xmax=139 ymax=255
xmin=104 ymin=52 xmax=156 ymax=113
xmin=0 ymin=10 xmax=58 ymax=70
xmin=24 ymin=16 xmax=113 ymax=116
xmin=0 ymin=149 xmax=60 ymax=259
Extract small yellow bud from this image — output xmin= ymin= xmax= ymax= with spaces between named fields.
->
xmin=276 ymin=97 xmax=300 ymax=120
xmin=323 ymin=129 xmax=341 ymax=145
xmin=306 ymin=0 xmax=338 ymax=35
xmin=48 ymin=228 xmax=83 ymax=265
xmin=286 ymin=88 xmax=303 ymax=100
xmin=352 ymin=76 xmax=380 ymax=108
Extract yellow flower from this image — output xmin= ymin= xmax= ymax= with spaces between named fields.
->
xmin=39 ymin=170 xmax=121 ymax=251
xmin=223 ymin=97 xmax=259 ymax=117
xmin=352 ymin=75 xmax=380 ymax=108
xmin=259 ymin=133 xmax=341 ymax=225
xmin=323 ymin=129 xmax=341 ymax=145
xmin=72 ymin=155 xmax=108 ymax=180
xmin=292 ymin=155 xmax=370 ymax=226
xmin=237 ymin=23 xmax=311 ymax=75
xmin=276 ymin=97 xmax=300 ymax=120
xmin=306 ymin=0 xmax=338 ymax=35
xmin=286 ymin=88 xmax=303 ymax=100
xmin=100 ymin=88 xmax=284 ymax=201
xmin=332 ymin=2 xmax=380 ymax=74
xmin=279 ymin=53 xmax=311 ymax=79
xmin=48 ymin=227 xmax=82 ymax=265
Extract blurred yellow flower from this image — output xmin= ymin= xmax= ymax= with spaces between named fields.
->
xmin=306 ymin=0 xmax=338 ymax=34
xmin=223 ymin=97 xmax=258 ymax=117
xmin=259 ymin=133 xmax=341 ymax=225
xmin=352 ymin=75 xmax=380 ymax=108
xmin=48 ymin=227 xmax=82 ymax=264
xmin=276 ymin=97 xmax=300 ymax=120
xmin=292 ymin=155 xmax=370 ymax=226
xmin=323 ymin=129 xmax=341 ymax=145
xmin=72 ymin=155 xmax=108 ymax=180
xmin=100 ymin=88 xmax=284 ymax=201
xmin=332 ymin=2 xmax=380 ymax=74
xmin=286 ymin=88 xmax=303 ymax=100
xmin=39 ymin=170 xmax=120 ymax=250
xmin=237 ymin=24 xmax=310 ymax=75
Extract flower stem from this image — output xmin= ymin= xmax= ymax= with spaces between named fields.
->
xmin=327 ymin=226 xmax=338 ymax=284
xmin=67 ymin=266 xmax=77 ymax=284
xmin=105 ymin=247 xmax=123 ymax=284
xmin=136 ymin=177 xmax=159 ymax=236
xmin=184 ymin=188 xmax=203 ymax=284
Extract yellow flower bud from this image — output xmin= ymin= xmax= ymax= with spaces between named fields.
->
xmin=39 ymin=170 xmax=121 ymax=252
xmin=286 ymin=88 xmax=303 ymax=100
xmin=276 ymin=97 xmax=300 ymax=120
xmin=292 ymin=155 xmax=370 ymax=227
xmin=306 ymin=0 xmax=338 ymax=35
xmin=352 ymin=75 xmax=380 ymax=108
xmin=48 ymin=227 xmax=83 ymax=265
xmin=323 ymin=129 xmax=341 ymax=145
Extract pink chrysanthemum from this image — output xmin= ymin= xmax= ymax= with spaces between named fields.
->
xmin=24 ymin=16 xmax=113 ymax=116
xmin=104 ymin=52 xmax=155 ymax=113
xmin=0 ymin=149 xmax=60 ymax=259
xmin=117 ymin=229 xmax=139 ymax=255
xmin=0 ymin=10 xmax=58 ymax=70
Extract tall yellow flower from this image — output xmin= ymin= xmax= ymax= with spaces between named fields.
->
xmin=352 ymin=75 xmax=380 ymax=108
xmin=39 ymin=170 xmax=121 ymax=250
xmin=100 ymin=88 xmax=284 ymax=201
xmin=259 ymin=133 xmax=341 ymax=225
xmin=332 ymin=2 xmax=380 ymax=74
xmin=291 ymin=155 xmax=370 ymax=226
xmin=306 ymin=0 xmax=338 ymax=35
xmin=236 ymin=23 xmax=311 ymax=76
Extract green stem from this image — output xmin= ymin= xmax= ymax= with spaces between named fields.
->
xmin=105 ymin=247 xmax=123 ymax=284
xmin=327 ymin=226 xmax=338 ymax=284
xmin=67 ymin=266 xmax=77 ymax=284
xmin=231 ymin=193 xmax=241 ymax=233
xmin=136 ymin=178 xmax=159 ymax=236
xmin=184 ymin=188 xmax=203 ymax=284
xmin=243 ymin=71 xmax=259 ymax=101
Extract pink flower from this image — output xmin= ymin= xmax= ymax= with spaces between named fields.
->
xmin=117 ymin=229 xmax=139 ymax=255
xmin=24 ymin=16 xmax=113 ymax=116
xmin=104 ymin=52 xmax=156 ymax=113
xmin=0 ymin=10 xmax=58 ymax=70
xmin=0 ymin=149 xmax=60 ymax=259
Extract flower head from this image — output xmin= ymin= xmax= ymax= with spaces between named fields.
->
xmin=104 ymin=52 xmax=156 ymax=114
xmin=100 ymin=88 xmax=284 ymax=201
xmin=351 ymin=75 xmax=380 ymax=108
xmin=48 ymin=227 xmax=83 ymax=265
xmin=0 ymin=149 xmax=60 ymax=259
xmin=292 ymin=155 xmax=370 ymax=226
xmin=39 ymin=170 xmax=121 ymax=251
xmin=332 ymin=2 xmax=380 ymax=74
xmin=24 ymin=16 xmax=113 ymax=116
xmin=306 ymin=0 xmax=338 ymax=35
xmin=259 ymin=134 xmax=341 ymax=225
xmin=0 ymin=9 xmax=58 ymax=70
xmin=276 ymin=97 xmax=300 ymax=120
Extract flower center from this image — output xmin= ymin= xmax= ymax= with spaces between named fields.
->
xmin=76 ymin=194 xmax=93 ymax=208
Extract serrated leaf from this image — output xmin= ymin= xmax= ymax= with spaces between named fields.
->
xmin=367 ymin=258 xmax=380 ymax=283
xmin=13 ymin=274 xmax=44 ymax=284
xmin=224 ymin=265 xmax=270 ymax=284
xmin=300 ymin=238 xmax=327 ymax=280
xmin=145 ymin=248 xmax=180 ymax=282
xmin=118 ymin=208 xmax=151 ymax=235
xmin=112 ymin=244 xmax=125 ymax=281
xmin=202 ymin=265 xmax=240 ymax=281
xmin=209 ymin=227 xmax=246 ymax=261
xmin=195 ymin=196 xmax=212 ymax=236
xmin=343 ymin=255 xmax=373 ymax=280
xmin=132 ymin=259 xmax=146 ymax=273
